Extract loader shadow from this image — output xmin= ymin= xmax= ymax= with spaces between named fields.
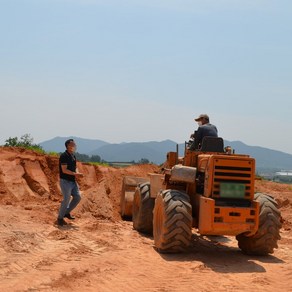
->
xmin=156 ymin=233 xmax=284 ymax=274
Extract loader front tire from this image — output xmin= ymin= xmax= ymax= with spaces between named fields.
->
xmin=237 ymin=193 xmax=282 ymax=255
xmin=133 ymin=183 xmax=154 ymax=234
xmin=153 ymin=189 xmax=192 ymax=253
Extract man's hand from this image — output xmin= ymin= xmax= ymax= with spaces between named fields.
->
xmin=75 ymin=172 xmax=84 ymax=177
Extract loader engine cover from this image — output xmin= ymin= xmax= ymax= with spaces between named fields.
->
xmin=170 ymin=165 xmax=197 ymax=184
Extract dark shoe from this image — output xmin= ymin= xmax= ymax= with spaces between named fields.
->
xmin=64 ymin=213 xmax=75 ymax=220
xmin=57 ymin=218 xmax=67 ymax=226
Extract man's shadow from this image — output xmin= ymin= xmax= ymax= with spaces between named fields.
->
xmin=55 ymin=222 xmax=79 ymax=231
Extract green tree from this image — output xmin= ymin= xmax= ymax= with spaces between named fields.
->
xmin=90 ymin=155 xmax=101 ymax=163
xmin=20 ymin=134 xmax=34 ymax=147
xmin=75 ymin=152 xmax=90 ymax=162
xmin=4 ymin=137 xmax=19 ymax=147
xmin=4 ymin=134 xmax=44 ymax=153
xmin=137 ymin=158 xmax=150 ymax=164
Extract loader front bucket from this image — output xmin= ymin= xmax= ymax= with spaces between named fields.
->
xmin=120 ymin=176 xmax=149 ymax=219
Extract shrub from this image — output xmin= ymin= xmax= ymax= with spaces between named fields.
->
xmin=4 ymin=134 xmax=44 ymax=153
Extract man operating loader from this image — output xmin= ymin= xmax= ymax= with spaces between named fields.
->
xmin=189 ymin=114 xmax=218 ymax=150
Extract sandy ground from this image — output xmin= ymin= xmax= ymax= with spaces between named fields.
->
xmin=0 ymin=147 xmax=292 ymax=292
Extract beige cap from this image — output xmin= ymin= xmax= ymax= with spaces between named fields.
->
xmin=194 ymin=114 xmax=209 ymax=121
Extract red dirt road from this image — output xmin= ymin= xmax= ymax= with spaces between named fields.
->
xmin=0 ymin=147 xmax=292 ymax=291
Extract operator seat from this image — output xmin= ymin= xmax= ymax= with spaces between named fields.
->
xmin=200 ymin=136 xmax=224 ymax=153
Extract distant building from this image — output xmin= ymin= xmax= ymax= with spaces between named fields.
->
xmin=273 ymin=171 xmax=292 ymax=183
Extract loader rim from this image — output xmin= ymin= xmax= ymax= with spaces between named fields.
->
xmin=154 ymin=199 xmax=164 ymax=240
xmin=120 ymin=179 xmax=132 ymax=218
xmin=120 ymin=191 xmax=126 ymax=218
xmin=236 ymin=193 xmax=282 ymax=256
xmin=120 ymin=176 xmax=149 ymax=219
xmin=133 ymin=183 xmax=154 ymax=234
xmin=133 ymin=188 xmax=141 ymax=215
xmin=153 ymin=189 xmax=192 ymax=253
xmin=120 ymin=189 xmax=132 ymax=219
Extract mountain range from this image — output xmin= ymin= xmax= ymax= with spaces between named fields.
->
xmin=40 ymin=136 xmax=292 ymax=172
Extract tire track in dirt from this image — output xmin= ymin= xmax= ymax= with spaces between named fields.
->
xmin=83 ymin=220 xmax=291 ymax=292
xmin=0 ymin=212 xmax=110 ymax=291
xmin=1 ymin=208 xmax=291 ymax=292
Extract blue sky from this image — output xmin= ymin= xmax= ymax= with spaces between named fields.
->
xmin=1 ymin=0 xmax=292 ymax=154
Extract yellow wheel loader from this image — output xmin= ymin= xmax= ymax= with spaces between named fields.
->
xmin=120 ymin=137 xmax=282 ymax=255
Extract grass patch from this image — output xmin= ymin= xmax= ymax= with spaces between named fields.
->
xmin=88 ymin=162 xmax=109 ymax=167
xmin=23 ymin=146 xmax=46 ymax=154
xmin=47 ymin=151 xmax=60 ymax=157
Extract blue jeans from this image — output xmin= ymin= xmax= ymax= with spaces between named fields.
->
xmin=58 ymin=179 xmax=81 ymax=219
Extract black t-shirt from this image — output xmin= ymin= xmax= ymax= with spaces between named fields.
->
xmin=59 ymin=151 xmax=76 ymax=181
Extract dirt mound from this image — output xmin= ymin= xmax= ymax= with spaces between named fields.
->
xmin=0 ymin=147 xmax=159 ymax=221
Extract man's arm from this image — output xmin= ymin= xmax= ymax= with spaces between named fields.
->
xmin=76 ymin=167 xmax=83 ymax=177
xmin=61 ymin=164 xmax=83 ymax=177
xmin=194 ymin=127 xmax=203 ymax=149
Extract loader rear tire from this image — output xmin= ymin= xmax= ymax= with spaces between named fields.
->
xmin=153 ymin=189 xmax=192 ymax=253
xmin=236 ymin=193 xmax=282 ymax=255
xmin=133 ymin=183 xmax=154 ymax=234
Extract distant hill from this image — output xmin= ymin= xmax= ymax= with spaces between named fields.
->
xmin=224 ymin=141 xmax=292 ymax=172
xmin=40 ymin=136 xmax=109 ymax=154
xmin=90 ymin=140 xmax=178 ymax=164
xmin=40 ymin=137 xmax=292 ymax=171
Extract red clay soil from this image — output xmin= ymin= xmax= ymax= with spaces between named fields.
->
xmin=0 ymin=147 xmax=291 ymax=291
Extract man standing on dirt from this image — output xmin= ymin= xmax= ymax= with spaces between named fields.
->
xmin=190 ymin=114 xmax=218 ymax=150
xmin=57 ymin=139 xmax=83 ymax=226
